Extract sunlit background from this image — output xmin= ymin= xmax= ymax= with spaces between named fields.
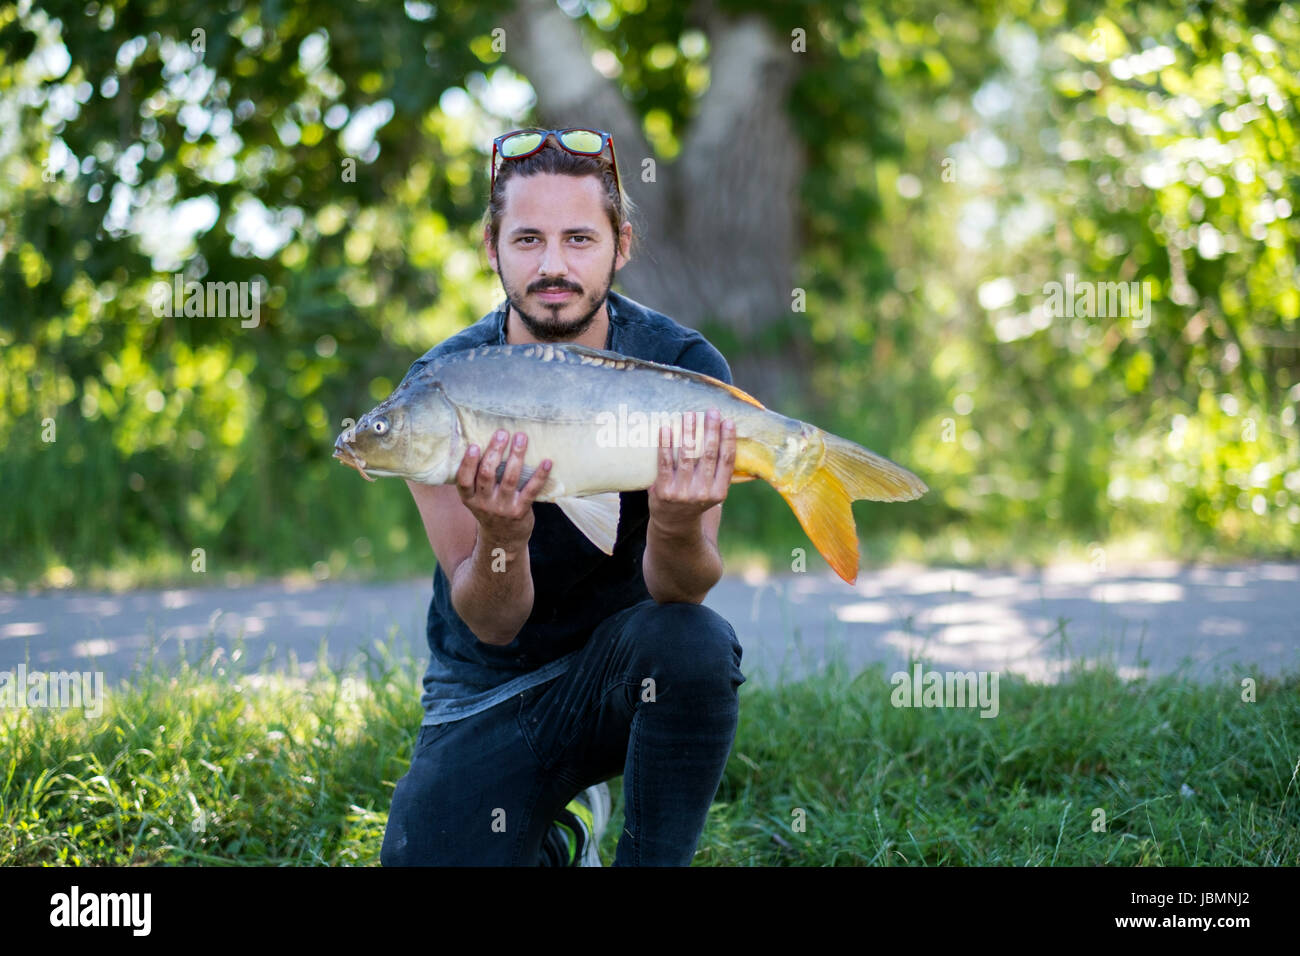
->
xmin=2 ymin=0 xmax=1297 ymax=589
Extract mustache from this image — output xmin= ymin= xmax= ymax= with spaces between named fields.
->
xmin=531 ymin=282 xmax=580 ymax=293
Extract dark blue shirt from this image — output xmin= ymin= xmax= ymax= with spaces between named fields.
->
xmin=399 ymin=290 xmax=733 ymax=725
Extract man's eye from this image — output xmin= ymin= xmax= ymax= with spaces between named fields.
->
xmin=570 ymin=236 xmax=590 ymax=243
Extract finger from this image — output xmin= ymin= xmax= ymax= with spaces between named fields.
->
xmin=696 ymin=408 xmax=721 ymax=484
xmin=711 ymin=418 xmax=737 ymax=498
xmin=477 ymin=430 xmax=508 ymax=496
xmin=656 ymin=424 xmax=675 ymax=488
xmin=676 ymin=411 xmax=698 ymax=478
xmin=457 ymin=443 xmax=481 ymax=497
xmin=498 ymin=432 xmax=528 ymax=492
xmin=519 ymin=458 xmax=553 ymax=503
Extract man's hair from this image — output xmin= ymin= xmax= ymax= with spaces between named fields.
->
xmin=483 ymin=139 xmax=639 ymax=259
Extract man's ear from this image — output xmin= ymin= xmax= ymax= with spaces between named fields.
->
xmin=484 ymin=226 xmax=497 ymax=269
xmin=615 ymin=221 xmax=632 ymax=269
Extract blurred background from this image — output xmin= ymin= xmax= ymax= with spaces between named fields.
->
xmin=2 ymin=0 xmax=1297 ymax=590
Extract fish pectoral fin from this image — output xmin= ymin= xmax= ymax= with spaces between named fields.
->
xmin=555 ymin=493 xmax=621 ymax=555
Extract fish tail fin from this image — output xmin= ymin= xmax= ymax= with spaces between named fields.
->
xmin=820 ymin=431 xmax=929 ymax=502
xmin=777 ymin=468 xmax=860 ymax=585
xmin=775 ymin=430 xmax=927 ymax=584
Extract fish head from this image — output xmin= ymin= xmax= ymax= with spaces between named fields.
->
xmin=334 ymin=376 xmax=461 ymax=483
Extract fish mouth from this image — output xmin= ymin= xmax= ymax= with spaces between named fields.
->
xmin=333 ymin=436 xmax=376 ymax=482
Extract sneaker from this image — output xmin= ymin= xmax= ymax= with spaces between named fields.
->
xmin=563 ymin=782 xmax=612 ymax=867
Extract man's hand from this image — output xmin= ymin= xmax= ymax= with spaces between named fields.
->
xmin=643 ymin=408 xmax=732 ymax=604
xmin=648 ymin=408 xmax=736 ymax=534
xmin=456 ymin=429 xmax=551 ymax=552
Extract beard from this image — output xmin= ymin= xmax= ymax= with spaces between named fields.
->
xmin=497 ymin=253 xmax=617 ymax=344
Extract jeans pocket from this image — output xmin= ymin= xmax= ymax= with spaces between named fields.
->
xmin=514 ymin=688 xmax=552 ymax=770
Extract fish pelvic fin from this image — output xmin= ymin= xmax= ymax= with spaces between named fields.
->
xmin=777 ymin=468 xmax=860 ymax=585
xmin=555 ymin=492 xmax=621 ymax=555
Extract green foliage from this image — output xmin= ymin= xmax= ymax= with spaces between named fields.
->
xmin=1 ymin=0 xmax=514 ymax=584
xmin=913 ymin=0 xmax=1300 ymax=556
xmin=0 ymin=0 xmax=1297 ymax=587
xmin=796 ymin=0 xmax=1300 ymax=559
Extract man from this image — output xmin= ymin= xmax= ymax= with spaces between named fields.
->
xmin=379 ymin=128 xmax=746 ymax=867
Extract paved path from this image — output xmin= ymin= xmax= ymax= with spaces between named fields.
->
xmin=2 ymin=562 xmax=1297 ymax=686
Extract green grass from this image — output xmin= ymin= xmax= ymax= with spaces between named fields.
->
xmin=2 ymin=627 xmax=1297 ymax=866
xmin=678 ymin=661 xmax=1300 ymax=866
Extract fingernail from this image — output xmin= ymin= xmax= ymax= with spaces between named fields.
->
xmin=495 ymin=430 xmax=507 ymax=442
xmin=514 ymin=433 xmax=525 ymax=448
xmin=468 ymin=445 xmax=479 ymax=456
xmin=707 ymin=408 xmax=718 ymax=420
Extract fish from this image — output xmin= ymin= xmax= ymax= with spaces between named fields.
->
xmin=333 ymin=342 xmax=927 ymax=584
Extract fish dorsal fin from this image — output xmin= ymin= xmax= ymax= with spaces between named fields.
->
xmin=552 ymin=344 xmax=767 ymax=410
xmin=702 ymin=376 xmax=765 ymax=409
xmin=543 ymin=343 xmax=622 ymax=361
xmin=554 ymin=492 xmax=621 ymax=555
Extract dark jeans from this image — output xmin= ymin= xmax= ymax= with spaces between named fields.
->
xmin=380 ymin=599 xmax=745 ymax=866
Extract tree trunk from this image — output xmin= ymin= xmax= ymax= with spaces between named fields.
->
xmin=499 ymin=0 xmax=807 ymax=404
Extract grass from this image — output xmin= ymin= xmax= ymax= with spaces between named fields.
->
xmin=2 ymin=625 xmax=1297 ymax=866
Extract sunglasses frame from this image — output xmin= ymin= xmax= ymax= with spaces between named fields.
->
xmin=490 ymin=127 xmax=621 ymax=197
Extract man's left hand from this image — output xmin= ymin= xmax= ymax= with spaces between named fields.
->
xmin=648 ymin=407 xmax=736 ymax=534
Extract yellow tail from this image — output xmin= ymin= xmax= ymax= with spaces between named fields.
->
xmin=778 ymin=467 xmax=861 ymax=583
xmin=772 ymin=431 xmax=928 ymax=585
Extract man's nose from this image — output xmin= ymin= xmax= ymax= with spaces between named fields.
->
xmin=538 ymin=243 xmax=567 ymax=276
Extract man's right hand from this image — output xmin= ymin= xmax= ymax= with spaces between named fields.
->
xmin=455 ymin=429 xmax=552 ymax=551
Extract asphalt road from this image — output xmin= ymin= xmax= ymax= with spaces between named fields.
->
xmin=3 ymin=561 xmax=1297 ymax=686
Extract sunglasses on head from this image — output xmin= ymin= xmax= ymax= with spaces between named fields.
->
xmin=490 ymin=127 xmax=621 ymax=196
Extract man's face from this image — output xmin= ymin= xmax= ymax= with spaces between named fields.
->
xmin=486 ymin=172 xmax=630 ymax=342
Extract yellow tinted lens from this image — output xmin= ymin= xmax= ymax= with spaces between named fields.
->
xmin=502 ymin=132 xmax=543 ymax=157
xmin=560 ymin=130 xmax=603 ymax=153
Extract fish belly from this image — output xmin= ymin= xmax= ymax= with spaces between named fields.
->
xmin=455 ymin=408 xmax=661 ymax=499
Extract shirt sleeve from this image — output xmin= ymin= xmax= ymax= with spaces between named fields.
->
xmin=397 ymin=354 xmax=430 ymax=386
xmin=672 ymin=336 xmax=733 ymax=386
xmin=398 ymin=332 xmax=472 ymax=386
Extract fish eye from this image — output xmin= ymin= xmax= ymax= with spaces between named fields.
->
xmin=373 ymin=418 xmax=389 ymax=435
